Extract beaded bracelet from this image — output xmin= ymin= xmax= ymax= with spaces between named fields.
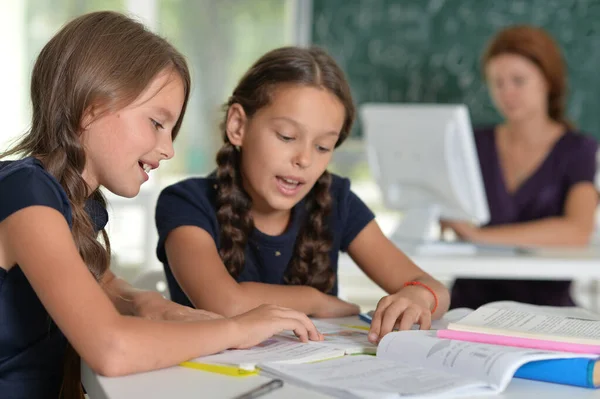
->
xmin=403 ymin=281 xmax=438 ymax=313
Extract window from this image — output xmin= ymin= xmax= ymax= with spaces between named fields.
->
xmin=0 ymin=0 xmax=305 ymax=280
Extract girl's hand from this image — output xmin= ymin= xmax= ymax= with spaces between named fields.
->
xmin=230 ymin=304 xmax=323 ymax=349
xmin=368 ymin=285 xmax=435 ymax=343
xmin=311 ymin=294 xmax=361 ymax=318
xmin=135 ymin=291 xmax=223 ymax=322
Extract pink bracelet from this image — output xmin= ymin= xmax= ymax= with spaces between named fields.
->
xmin=403 ymin=281 xmax=438 ymax=313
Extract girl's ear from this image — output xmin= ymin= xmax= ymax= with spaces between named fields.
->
xmin=80 ymin=105 xmax=97 ymax=133
xmin=225 ymin=104 xmax=247 ymax=147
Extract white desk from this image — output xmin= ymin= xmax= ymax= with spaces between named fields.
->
xmin=340 ymin=247 xmax=600 ymax=281
xmin=338 ymin=247 xmax=600 ymax=312
xmin=82 ymin=316 xmax=600 ymax=399
xmin=82 ymin=365 xmax=332 ymax=399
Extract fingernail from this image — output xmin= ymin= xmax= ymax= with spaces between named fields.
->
xmin=369 ymin=333 xmax=378 ymax=341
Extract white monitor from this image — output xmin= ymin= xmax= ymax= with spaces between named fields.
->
xmin=361 ymin=103 xmax=490 ymax=244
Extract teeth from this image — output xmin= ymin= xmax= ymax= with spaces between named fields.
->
xmin=281 ymin=177 xmax=299 ymax=184
xmin=142 ymin=163 xmax=152 ymax=173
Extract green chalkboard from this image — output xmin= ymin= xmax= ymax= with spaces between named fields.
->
xmin=311 ymin=0 xmax=600 ymax=138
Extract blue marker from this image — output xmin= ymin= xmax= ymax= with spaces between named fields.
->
xmin=359 ymin=310 xmax=374 ymax=325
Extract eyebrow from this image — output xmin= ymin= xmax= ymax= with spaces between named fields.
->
xmin=155 ymin=107 xmax=176 ymax=123
xmin=270 ymin=116 xmax=340 ymax=137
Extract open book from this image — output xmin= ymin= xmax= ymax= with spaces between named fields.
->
xmin=187 ymin=320 xmax=376 ymax=371
xmin=185 ymin=309 xmax=476 ymax=372
xmin=261 ymin=330 xmax=598 ymax=398
xmin=438 ymin=301 xmax=600 ymax=353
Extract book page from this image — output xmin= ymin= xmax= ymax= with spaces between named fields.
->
xmin=450 ymin=307 xmax=600 ymax=344
xmin=482 ymin=301 xmax=600 ymax=320
xmin=192 ymin=336 xmax=345 ymax=370
xmin=262 ymin=355 xmax=487 ymax=398
xmin=311 ymin=307 xmax=472 ymax=334
xmin=277 ymin=320 xmax=377 ymax=354
xmin=313 ymin=320 xmax=377 ymax=353
xmin=376 ymin=330 xmax=593 ymax=391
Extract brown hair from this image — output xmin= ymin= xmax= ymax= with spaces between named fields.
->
xmin=482 ymin=25 xmax=573 ymax=129
xmin=1 ymin=11 xmax=190 ymax=398
xmin=216 ymin=46 xmax=354 ymax=293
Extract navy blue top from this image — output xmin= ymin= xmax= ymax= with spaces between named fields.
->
xmin=451 ymin=127 xmax=598 ymax=309
xmin=155 ymin=174 xmax=375 ymax=307
xmin=0 ymin=157 xmax=108 ymax=399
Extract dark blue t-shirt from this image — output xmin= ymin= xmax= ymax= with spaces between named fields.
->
xmin=155 ymin=174 xmax=375 ymax=307
xmin=451 ymin=128 xmax=598 ymax=309
xmin=0 ymin=157 xmax=108 ymax=399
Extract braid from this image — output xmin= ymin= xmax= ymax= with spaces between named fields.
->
xmin=32 ymin=124 xmax=110 ymax=399
xmin=42 ymin=140 xmax=110 ymax=281
xmin=215 ymin=142 xmax=254 ymax=278
xmin=285 ymin=171 xmax=335 ymax=293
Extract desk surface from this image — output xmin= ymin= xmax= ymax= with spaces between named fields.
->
xmin=339 ymin=246 xmax=600 ymax=280
xmin=82 ymin=316 xmax=600 ymax=399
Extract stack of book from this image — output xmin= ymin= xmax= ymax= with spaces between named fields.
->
xmin=437 ymin=301 xmax=600 ymax=389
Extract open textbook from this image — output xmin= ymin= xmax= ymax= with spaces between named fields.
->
xmin=261 ymin=330 xmax=597 ymax=398
xmin=189 ymin=320 xmax=377 ymax=370
xmin=438 ymin=301 xmax=600 ymax=353
xmin=187 ymin=309 xmax=474 ymax=371
xmin=188 ymin=311 xmax=473 ymax=371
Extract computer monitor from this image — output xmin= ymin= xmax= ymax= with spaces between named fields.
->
xmin=361 ymin=103 xmax=490 ymax=244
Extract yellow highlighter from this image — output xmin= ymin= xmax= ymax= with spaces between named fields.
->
xmin=341 ymin=324 xmax=370 ymax=331
xmin=180 ymin=361 xmax=259 ymax=377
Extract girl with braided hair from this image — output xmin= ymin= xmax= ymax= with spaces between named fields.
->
xmin=156 ymin=46 xmax=449 ymax=344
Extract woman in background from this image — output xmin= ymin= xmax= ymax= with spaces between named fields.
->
xmin=444 ymin=25 xmax=598 ymax=309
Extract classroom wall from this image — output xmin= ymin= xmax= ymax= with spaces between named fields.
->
xmin=0 ymin=2 xmax=26 ymax=151
xmin=311 ymin=0 xmax=600 ymax=139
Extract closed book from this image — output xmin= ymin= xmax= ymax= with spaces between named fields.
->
xmin=514 ymin=357 xmax=598 ymax=388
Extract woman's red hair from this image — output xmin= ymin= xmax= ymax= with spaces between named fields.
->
xmin=482 ymin=25 xmax=573 ymax=129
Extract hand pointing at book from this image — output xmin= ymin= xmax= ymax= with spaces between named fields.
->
xmin=230 ymin=304 xmax=324 ymax=349
xmin=368 ymin=283 xmax=437 ymax=343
